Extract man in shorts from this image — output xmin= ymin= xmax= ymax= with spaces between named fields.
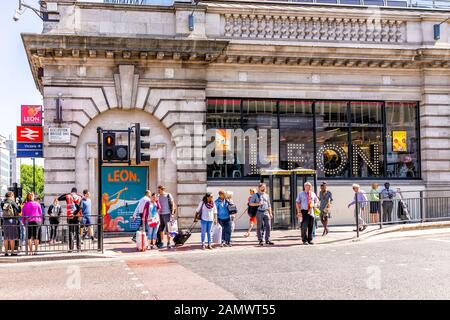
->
xmin=157 ymin=185 xmax=176 ymax=249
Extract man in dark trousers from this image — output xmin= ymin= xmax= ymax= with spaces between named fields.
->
xmin=58 ymin=188 xmax=83 ymax=253
xmin=381 ymin=182 xmax=396 ymax=223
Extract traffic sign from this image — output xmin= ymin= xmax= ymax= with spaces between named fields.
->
xmin=16 ymin=126 xmax=43 ymax=143
xmin=17 ymin=143 xmax=43 ymax=150
xmin=17 ymin=150 xmax=43 ymax=158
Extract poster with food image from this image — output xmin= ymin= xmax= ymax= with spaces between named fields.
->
xmin=392 ymin=131 xmax=407 ymax=152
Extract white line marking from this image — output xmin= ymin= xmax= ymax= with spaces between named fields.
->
xmin=136 ymin=284 xmax=144 ymax=287
xmin=141 ymin=291 xmax=149 ymax=295
xmin=128 ymin=272 xmax=134 ymax=275
xmin=361 ymin=256 xmax=368 ymax=258
xmin=131 ymin=277 xmax=138 ymax=281
xmin=345 ymin=252 xmax=351 ymax=255
xmin=424 ymin=268 xmax=433 ymax=271
xmin=427 ymin=239 xmax=450 ymax=243
xmin=379 ymin=260 xmax=385 ymax=263
xmin=396 ymin=263 xmax=408 ymax=267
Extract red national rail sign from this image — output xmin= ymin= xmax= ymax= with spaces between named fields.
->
xmin=16 ymin=126 xmax=43 ymax=143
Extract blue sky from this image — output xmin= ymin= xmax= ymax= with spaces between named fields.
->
xmin=0 ymin=0 xmax=43 ymax=140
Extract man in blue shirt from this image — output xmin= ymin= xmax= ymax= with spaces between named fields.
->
xmin=215 ymin=190 xmax=232 ymax=247
xmin=380 ymin=182 xmax=396 ymax=223
xmin=82 ymin=189 xmax=95 ymax=241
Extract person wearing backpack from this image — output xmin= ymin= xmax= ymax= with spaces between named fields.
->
xmin=48 ymin=197 xmax=62 ymax=244
xmin=1 ymin=192 xmax=21 ymax=256
xmin=58 ymin=188 xmax=83 ymax=253
xmin=157 ymin=185 xmax=176 ymax=249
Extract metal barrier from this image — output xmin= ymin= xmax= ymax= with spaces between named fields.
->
xmin=0 ymin=215 xmax=102 ymax=255
xmin=354 ymin=189 xmax=450 ymax=237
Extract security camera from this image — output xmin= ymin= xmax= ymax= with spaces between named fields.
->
xmin=13 ymin=9 xmax=24 ymax=21
xmin=13 ymin=8 xmax=22 ymax=21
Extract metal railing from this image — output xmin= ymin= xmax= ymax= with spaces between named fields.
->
xmin=0 ymin=215 xmax=102 ymax=255
xmin=354 ymin=189 xmax=450 ymax=237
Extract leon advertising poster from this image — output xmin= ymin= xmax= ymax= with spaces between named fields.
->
xmin=101 ymin=166 xmax=148 ymax=232
xmin=392 ymin=131 xmax=407 ymax=152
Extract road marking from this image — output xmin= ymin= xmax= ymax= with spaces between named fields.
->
xmin=131 ymin=277 xmax=138 ymax=281
xmin=136 ymin=283 xmax=144 ymax=287
xmin=361 ymin=255 xmax=368 ymax=258
xmin=424 ymin=268 xmax=433 ymax=271
xmin=396 ymin=263 xmax=408 ymax=267
xmin=426 ymin=239 xmax=450 ymax=243
xmin=345 ymin=252 xmax=351 ymax=255
xmin=128 ymin=272 xmax=134 ymax=275
xmin=379 ymin=260 xmax=385 ymax=263
xmin=142 ymin=291 xmax=149 ymax=295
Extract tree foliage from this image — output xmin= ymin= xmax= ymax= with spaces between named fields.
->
xmin=20 ymin=164 xmax=44 ymax=200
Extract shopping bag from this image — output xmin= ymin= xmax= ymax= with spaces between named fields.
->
xmin=212 ymin=223 xmax=222 ymax=245
xmin=231 ymin=220 xmax=235 ymax=234
xmin=168 ymin=219 xmax=179 ymax=238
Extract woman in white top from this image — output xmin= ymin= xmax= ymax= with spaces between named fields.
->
xmin=195 ymin=192 xmax=218 ymax=250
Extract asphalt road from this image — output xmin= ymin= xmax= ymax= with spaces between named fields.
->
xmin=1 ymin=233 xmax=450 ymax=300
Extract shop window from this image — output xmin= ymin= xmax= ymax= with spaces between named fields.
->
xmin=279 ymin=100 xmax=314 ymax=170
xmin=242 ymin=100 xmax=278 ymax=177
xmin=350 ymin=102 xmax=384 ymax=178
xmin=385 ymin=102 xmax=419 ymax=178
xmin=315 ymin=101 xmax=350 ymax=178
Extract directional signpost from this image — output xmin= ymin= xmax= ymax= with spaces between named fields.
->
xmin=16 ymin=105 xmax=44 ymax=194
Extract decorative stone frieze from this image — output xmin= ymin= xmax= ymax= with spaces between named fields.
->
xmin=223 ymin=14 xmax=406 ymax=43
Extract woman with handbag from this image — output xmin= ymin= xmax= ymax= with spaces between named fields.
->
xmin=144 ymin=193 xmax=161 ymax=250
xmin=195 ymin=192 xmax=217 ymax=250
xmin=318 ymin=182 xmax=333 ymax=236
xmin=244 ymin=188 xmax=258 ymax=238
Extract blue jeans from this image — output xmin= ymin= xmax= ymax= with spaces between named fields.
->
xmin=201 ymin=220 xmax=213 ymax=245
xmin=147 ymin=223 xmax=159 ymax=241
xmin=218 ymin=218 xmax=232 ymax=244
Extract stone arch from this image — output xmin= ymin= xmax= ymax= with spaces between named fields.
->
xmin=73 ymin=109 xmax=177 ymax=215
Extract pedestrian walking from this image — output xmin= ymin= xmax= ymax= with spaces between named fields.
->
xmin=348 ymin=184 xmax=368 ymax=232
xmin=318 ymin=182 xmax=333 ymax=236
xmin=226 ymin=191 xmax=237 ymax=240
xmin=131 ymin=190 xmax=152 ymax=242
xmin=81 ymin=190 xmax=95 ymax=241
xmin=380 ymin=182 xmax=396 ymax=223
xmin=35 ymin=197 xmax=48 ymax=244
xmin=194 ymin=192 xmax=217 ymax=250
xmin=157 ymin=185 xmax=176 ymax=249
xmin=215 ymin=190 xmax=232 ymax=247
xmin=22 ymin=192 xmax=43 ymax=255
xmin=58 ymin=188 xmax=83 ymax=253
xmin=144 ymin=193 xmax=161 ymax=250
xmin=244 ymin=188 xmax=258 ymax=238
xmin=48 ymin=197 xmax=62 ymax=244
xmin=249 ymin=183 xmax=274 ymax=246
xmin=296 ymin=182 xmax=319 ymax=245
xmin=369 ymin=183 xmax=380 ymax=224
xmin=1 ymin=192 xmax=21 ymax=256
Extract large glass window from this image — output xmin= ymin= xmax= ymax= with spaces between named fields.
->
xmin=385 ymin=102 xmax=419 ymax=178
xmin=350 ymin=102 xmax=384 ymax=178
xmin=315 ymin=101 xmax=350 ymax=178
xmin=206 ymin=99 xmax=420 ymax=180
xmin=279 ymin=100 xmax=314 ymax=170
xmin=242 ymin=100 xmax=278 ymax=177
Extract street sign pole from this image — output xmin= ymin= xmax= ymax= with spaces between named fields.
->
xmin=97 ymin=127 xmax=103 ymax=253
xmin=32 ymin=157 xmax=36 ymax=194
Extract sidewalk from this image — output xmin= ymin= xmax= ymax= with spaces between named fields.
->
xmin=3 ymin=221 xmax=450 ymax=263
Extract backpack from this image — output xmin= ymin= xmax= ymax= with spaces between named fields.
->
xmin=228 ymin=201 xmax=238 ymax=215
xmin=247 ymin=193 xmax=260 ymax=218
xmin=2 ymin=202 xmax=15 ymax=218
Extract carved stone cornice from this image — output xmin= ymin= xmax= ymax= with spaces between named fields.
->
xmin=22 ymin=33 xmax=229 ymax=91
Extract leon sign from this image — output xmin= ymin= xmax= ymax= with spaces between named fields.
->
xmin=21 ymin=105 xmax=43 ymax=126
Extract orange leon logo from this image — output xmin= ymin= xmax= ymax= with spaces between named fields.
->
xmin=107 ymin=170 xmax=138 ymax=183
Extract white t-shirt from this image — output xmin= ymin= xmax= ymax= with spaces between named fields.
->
xmin=196 ymin=201 xmax=217 ymax=222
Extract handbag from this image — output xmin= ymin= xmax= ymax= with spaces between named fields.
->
xmin=194 ymin=203 xmax=204 ymax=222
xmin=228 ymin=202 xmax=238 ymax=215
xmin=148 ymin=215 xmax=159 ymax=228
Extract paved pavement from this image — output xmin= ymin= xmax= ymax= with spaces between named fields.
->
xmin=2 ymin=228 xmax=450 ymax=300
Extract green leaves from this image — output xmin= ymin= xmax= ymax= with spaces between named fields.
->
xmin=20 ymin=164 xmax=44 ymax=200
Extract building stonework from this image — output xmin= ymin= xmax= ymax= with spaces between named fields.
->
xmin=23 ymin=0 xmax=450 ymax=227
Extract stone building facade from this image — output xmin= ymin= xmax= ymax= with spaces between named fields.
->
xmin=23 ymin=0 xmax=450 ymax=227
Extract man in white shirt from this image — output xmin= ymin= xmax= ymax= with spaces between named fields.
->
xmin=131 ymin=190 xmax=151 ymax=242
